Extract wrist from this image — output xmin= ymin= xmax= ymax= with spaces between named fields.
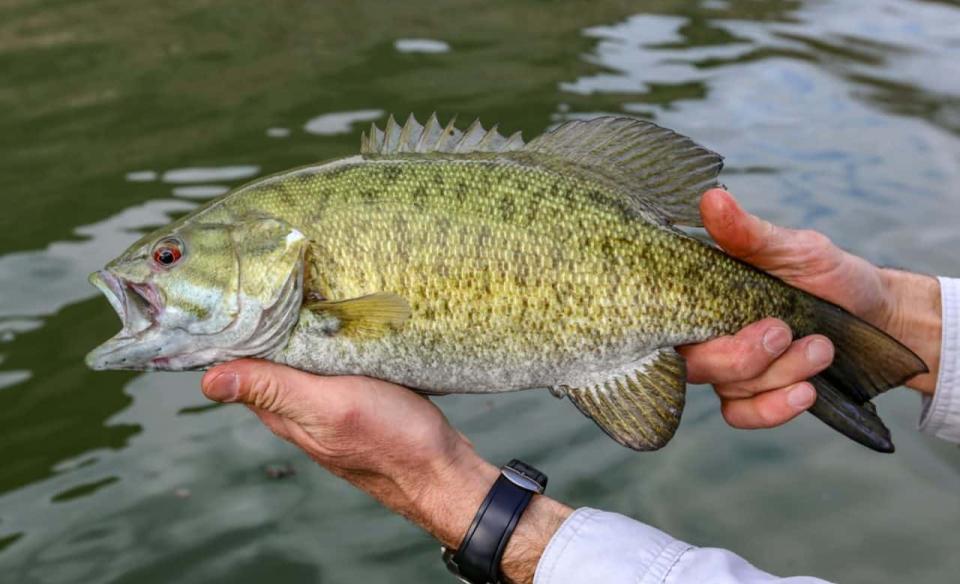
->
xmin=414 ymin=444 xmax=573 ymax=584
xmin=498 ymin=493 xmax=572 ymax=583
xmin=878 ymin=269 xmax=942 ymax=394
xmin=417 ymin=441 xmax=502 ymax=550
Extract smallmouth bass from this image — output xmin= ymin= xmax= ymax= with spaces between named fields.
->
xmin=87 ymin=114 xmax=926 ymax=452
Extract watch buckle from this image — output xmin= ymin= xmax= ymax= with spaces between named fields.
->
xmin=441 ymin=546 xmax=474 ymax=584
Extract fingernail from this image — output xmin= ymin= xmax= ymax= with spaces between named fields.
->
xmin=787 ymin=383 xmax=816 ymax=410
xmin=762 ymin=326 xmax=791 ymax=355
xmin=204 ymin=371 xmax=239 ymax=402
xmin=806 ymin=339 xmax=834 ymax=366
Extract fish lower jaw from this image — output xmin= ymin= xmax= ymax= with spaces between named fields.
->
xmin=85 ymin=335 xmax=226 ymax=371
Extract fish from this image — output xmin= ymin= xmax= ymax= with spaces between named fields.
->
xmin=86 ymin=114 xmax=927 ymax=453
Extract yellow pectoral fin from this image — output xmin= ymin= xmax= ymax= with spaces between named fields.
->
xmin=306 ymin=292 xmax=411 ymax=338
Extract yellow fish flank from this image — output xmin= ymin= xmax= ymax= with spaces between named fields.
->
xmin=87 ymin=115 xmax=926 ymax=452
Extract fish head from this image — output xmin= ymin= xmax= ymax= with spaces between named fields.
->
xmin=86 ymin=216 xmax=308 ymax=371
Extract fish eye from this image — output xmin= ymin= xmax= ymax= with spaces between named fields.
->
xmin=152 ymin=238 xmax=184 ymax=268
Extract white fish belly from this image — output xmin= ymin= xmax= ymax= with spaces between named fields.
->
xmin=272 ymin=312 xmax=673 ymax=394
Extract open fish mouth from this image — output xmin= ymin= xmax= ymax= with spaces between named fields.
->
xmin=85 ymin=270 xmax=176 ymax=370
xmin=89 ymin=270 xmax=160 ymax=336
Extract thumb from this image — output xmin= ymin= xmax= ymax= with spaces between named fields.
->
xmin=201 ymin=359 xmax=321 ymax=419
xmin=699 ymin=188 xmax=833 ymax=274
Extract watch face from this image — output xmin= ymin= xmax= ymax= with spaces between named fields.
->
xmin=500 ymin=466 xmax=544 ymax=493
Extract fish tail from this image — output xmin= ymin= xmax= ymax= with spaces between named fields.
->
xmin=798 ymin=298 xmax=928 ymax=452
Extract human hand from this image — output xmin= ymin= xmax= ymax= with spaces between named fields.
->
xmin=201 ymin=360 xmax=571 ymax=584
xmin=678 ymin=189 xmax=941 ymax=430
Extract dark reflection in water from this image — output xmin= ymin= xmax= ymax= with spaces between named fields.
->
xmin=1 ymin=0 xmax=958 ymax=582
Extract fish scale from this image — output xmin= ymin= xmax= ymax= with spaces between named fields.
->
xmin=87 ymin=114 xmax=927 ymax=453
xmin=259 ymin=157 xmax=776 ymax=392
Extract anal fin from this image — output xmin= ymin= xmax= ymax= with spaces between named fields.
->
xmin=558 ymin=348 xmax=686 ymax=451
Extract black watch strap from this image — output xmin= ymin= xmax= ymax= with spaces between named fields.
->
xmin=444 ymin=460 xmax=548 ymax=584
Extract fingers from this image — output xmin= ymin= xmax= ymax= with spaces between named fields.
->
xmin=714 ymin=336 xmax=834 ymax=399
xmin=699 ymin=188 xmax=836 ymax=273
xmin=680 ymin=318 xmax=793 ymax=384
xmin=679 ymin=314 xmax=833 ymax=430
xmin=201 ymin=359 xmax=341 ymax=419
xmin=713 ymin=336 xmax=832 ymax=429
xmin=720 ymin=381 xmax=817 ymax=429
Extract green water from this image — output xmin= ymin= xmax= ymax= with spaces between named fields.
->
xmin=2 ymin=0 xmax=959 ymax=582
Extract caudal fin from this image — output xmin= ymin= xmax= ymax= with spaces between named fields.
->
xmin=801 ymin=299 xmax=927 ymax=452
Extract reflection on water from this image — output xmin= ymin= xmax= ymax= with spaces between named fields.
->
xmin=172 ymin=185 xmax=230 ymax=199
xmin=265 ymin=127 xmax=291 ymax=139
xmin=0 ymin=371 xmax=30 ymax=392
xmin=1 ymin=0 xmax=959 ymax=582
xmin=161 ymin=166 xmax=261 ymax=184
xmin=124 ymin=171 xmax=158 ymax=183
xmin=394 ymin=38 xmax=452 ymax=54
xmin=303 ymin=110 xmax=385 ymax=136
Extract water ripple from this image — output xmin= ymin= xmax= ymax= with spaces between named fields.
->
xmin=303 ymin=110 xmax=384 ymax=136
xmin=161 ymin=166 xmax=260 ymax=184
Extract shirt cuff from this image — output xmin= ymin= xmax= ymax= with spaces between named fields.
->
xmin=534 ymin=508 xmax=692 ymax=584
xmin=919 ymin=276 xmax=960 ymax=443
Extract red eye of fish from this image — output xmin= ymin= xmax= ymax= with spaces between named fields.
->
xmin=152 ymin=240 xmax=183 ymax=267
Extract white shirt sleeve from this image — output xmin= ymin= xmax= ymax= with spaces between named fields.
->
xmin=919 ymin=276 xmax=960 ymax=443
xmin=535 ymin=508 xmax=830 ymax=584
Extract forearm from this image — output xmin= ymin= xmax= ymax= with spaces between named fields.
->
xmin=877 ymin=269 xmax=942 ymax=394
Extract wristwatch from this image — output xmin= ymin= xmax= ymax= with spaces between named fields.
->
xmin=442 ymin=459 xmax=548 ymax=584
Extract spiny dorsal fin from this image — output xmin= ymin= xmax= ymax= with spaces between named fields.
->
xmin=306 ymin=292 xmax=411 ymax=339
xmin=556 ymin=348 xmax=686 ymax=451
xmin=360 ymin=113 xmax=525 ymax=156
xmin=521 ymin=117 xmax=723 ymax=226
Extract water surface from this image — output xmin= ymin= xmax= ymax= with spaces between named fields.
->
xmin=2 ymin=0 xmax=959 ymax=582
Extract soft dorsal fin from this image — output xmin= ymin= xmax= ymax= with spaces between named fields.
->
xmin=554 ymin=348 xmax=687 ymax=451
xmin=521 ymin=117 xmax=723 ymax=226
xmin=361 ymin=113 xmax=525 ymax=155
